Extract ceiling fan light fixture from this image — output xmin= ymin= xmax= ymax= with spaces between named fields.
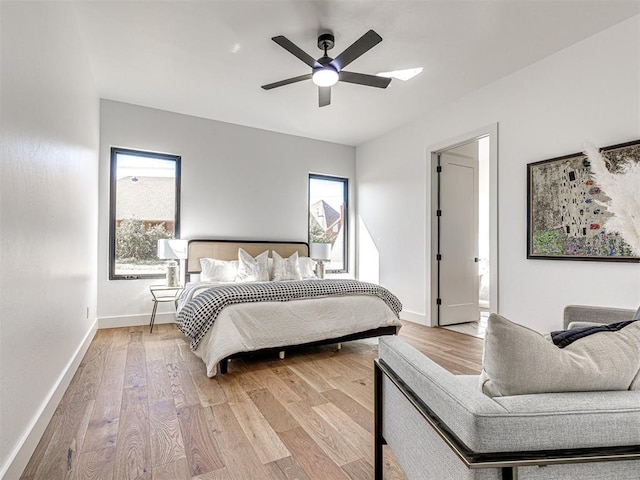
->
xmin=312 ymin=66 xmax=339 ymax=87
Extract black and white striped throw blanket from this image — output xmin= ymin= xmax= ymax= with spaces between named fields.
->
xmin=176 ymin=279 xmax=402 ymax=350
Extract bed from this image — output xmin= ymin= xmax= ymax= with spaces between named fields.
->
xmin=175 ymin=239 xmax=402 ymax=377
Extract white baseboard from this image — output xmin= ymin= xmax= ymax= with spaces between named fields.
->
xmin=400 ymin=309 xmax=427 ymax=325
xmin=1 ymin=319 xmax=98 ymax=480
xmin=98 ymin=312 xmax=176 ymax=329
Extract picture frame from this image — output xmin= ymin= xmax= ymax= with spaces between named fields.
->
xmin=527 ymin=139 xmax=640 ymax=262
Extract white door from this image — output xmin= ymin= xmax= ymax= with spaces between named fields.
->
xmin=437 ymin=149 xmax=479 ymax=326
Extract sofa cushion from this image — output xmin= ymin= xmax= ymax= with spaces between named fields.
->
xmin=481 ymin=314 xmax=640 ymax=397
xmin=491 ymin=389 xmax=640 ymax=451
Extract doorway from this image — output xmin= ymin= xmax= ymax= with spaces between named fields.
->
xmin=428 ymin=125 xmax=498 ymax=333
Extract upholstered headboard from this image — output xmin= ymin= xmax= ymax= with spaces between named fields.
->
xmin=186 ymin=239 xmax=309 ymax=275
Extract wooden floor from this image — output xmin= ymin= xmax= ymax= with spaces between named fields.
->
xmin=20 ymin=320 xmax=483 ymax=480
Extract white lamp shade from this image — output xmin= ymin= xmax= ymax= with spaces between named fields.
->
xmin=309 ymin=242 xmax=332 ymax=261
xmin=157 ymin=239 xmax=188 ymax=260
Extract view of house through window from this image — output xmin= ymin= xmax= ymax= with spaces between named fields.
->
xmin=110 ymin=148 xmax=181 ymax=279
xmin=308 ymin=174 xmax=348 ymax=272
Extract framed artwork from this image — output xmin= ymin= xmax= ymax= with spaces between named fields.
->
xmin=527 ymin=140 xmax=640 ymax=262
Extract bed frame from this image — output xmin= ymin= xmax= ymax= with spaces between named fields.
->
xmin=185 ymin=239 xmax=400 ymax=373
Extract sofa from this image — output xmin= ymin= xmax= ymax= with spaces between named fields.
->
xmin=375 ymin=305 xmax=640 ymax=480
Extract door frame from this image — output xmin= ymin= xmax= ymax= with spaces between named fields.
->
xmin=427 ymin=123 xmax=499 ymax=327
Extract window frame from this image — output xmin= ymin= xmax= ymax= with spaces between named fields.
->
xmin=308 ymin=173 xmax=349 ymax=274
xmin=109 ymin=147 xmax=182 ymax=280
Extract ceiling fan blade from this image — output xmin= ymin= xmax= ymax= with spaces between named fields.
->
xmin=272 ymin=36 xmax=321 ymax=68
xmin=331 ymin=30 xmax=382 ymax=71
xmin=339 ymin=71 xmax=391 ymax=88
xmin=261 ymin=74 xmax=312 ymax=90
xmin=319 ymin=86 xmax=331 ymax=107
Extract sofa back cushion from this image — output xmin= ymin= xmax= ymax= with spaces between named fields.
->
xmin=480 ymin=314 xmax=640 ymax=397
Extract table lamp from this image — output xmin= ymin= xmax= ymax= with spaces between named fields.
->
xmin=157 ymin=239 xmax=188 ymax=286
xmin=309 ymin=242 xmax=332 ymax=279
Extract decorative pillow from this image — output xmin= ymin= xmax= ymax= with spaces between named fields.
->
xmin=236 ymin=248 xmax=270 ymax=282
xmin=480 ymin=314 xmax=640 ymax=397
xmin=199 ymin=258 xmax=238 ymax=283
xmin=634 ymin=305 xmax=640 ymax=320
xmin=298 ymin=257 xmax=317 ymax=279
xmin=272 ymin=251 xmax=302 ymax=281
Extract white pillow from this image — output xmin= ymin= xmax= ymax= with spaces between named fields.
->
xmin=236 ymin=248 xmax=270 ymax=282
xmin=480 ymin=314 xmax=640 ymax=397
xmin=298 ymin=257 xmax=317 ymax=279
xmin=272 ymin=251 xmax=302 ymax=281
xmin=199 ymin=258 xmax=238 ymax=283
xmin=567 ymin=321 xmax=605 ymax=330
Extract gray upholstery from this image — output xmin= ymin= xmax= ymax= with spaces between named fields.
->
xmin=379 ymin=337 xmax=505 ymax=452
xmin=377 ymin=305 xmax=640 ymax=480
xmin=563 ymin=304 xmax=634 ymax=329
xmin=382 ymin=376 xmax=500 ymax=480
xmin=379 ymin=336 xmax=640 ymax=452
xmin=383 ymin=377 xmax=640 ymax=480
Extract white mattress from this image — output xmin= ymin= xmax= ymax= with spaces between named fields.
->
xmin=192 ymin=294 xmax=402 ymax=377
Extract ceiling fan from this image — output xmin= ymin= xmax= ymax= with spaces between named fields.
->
xmin=261 ymin=30 xmax=391 ymax=107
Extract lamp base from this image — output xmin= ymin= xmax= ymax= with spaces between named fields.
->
xmin=316 ymin=260 xmax=326 ymax=279
xmin=166 ymin=264 xmax=180 ymax=287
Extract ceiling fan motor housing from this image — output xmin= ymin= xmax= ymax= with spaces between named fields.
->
xmin=317 ymin=33 xmax=335 ymax=52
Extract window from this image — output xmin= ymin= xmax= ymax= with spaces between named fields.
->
xmin=308 ymin=174 xmax=348 ymax=273
xmin=109 ymin=148 xmax=181 ymax=280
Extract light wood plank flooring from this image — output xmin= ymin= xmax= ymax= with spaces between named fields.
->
xmin=21 ymin=320 xmax=482 ymax=480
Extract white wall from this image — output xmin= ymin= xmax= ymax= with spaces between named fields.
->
xmin=357 ymin=15 xmax=640 ymax=332
xmin=98 ymin=100 xmax=355 ymax=325
xmin=0 ymin=2 xmax=99 ymax=477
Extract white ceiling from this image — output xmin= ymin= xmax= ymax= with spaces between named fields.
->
xmin=72 ymin=1 xmax=640 ymax=146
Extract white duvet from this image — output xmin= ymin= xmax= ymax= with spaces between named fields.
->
xmin=186 ymin=292 xmax=401 ymax=377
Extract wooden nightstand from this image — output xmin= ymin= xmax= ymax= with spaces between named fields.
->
xmin=149 ymin=285 xmax=183 ymax=333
